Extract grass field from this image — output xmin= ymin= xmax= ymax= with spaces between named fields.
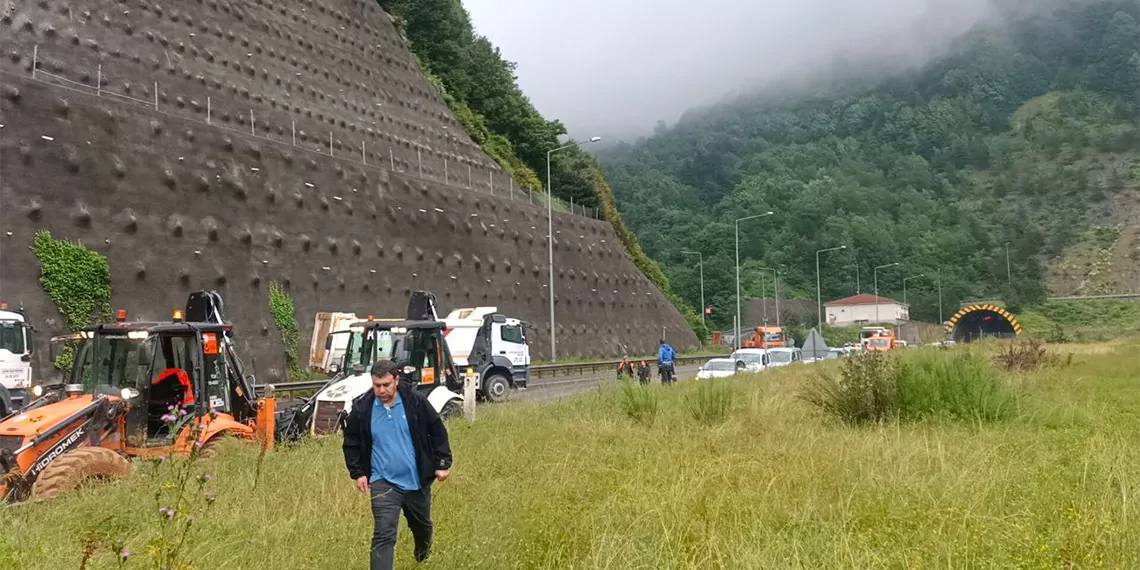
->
xmin=3 ymin=342 xmax=1140 ymax=569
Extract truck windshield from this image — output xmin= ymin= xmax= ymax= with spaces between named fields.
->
xmin=869 ymin=339 xmax=891 ymax=348
xmin=704 ymin=360 xmax=736 ymax=371
xmin=731 ymin=352 xmax=766 ymax=366
xmin=71 ymin=334 xmax=149 ymax=396
xmin=769 ymin=351 xmax=793 ymax=363
xmin=762 ymin=332 xmax=783 ymax=342
xmin=344 ymin=330 xmax=394 ymax=371
xmin=0 ymin=322 xmax=26 ymax=354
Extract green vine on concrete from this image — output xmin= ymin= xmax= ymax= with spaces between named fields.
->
xmin=268 ymin=282 xmax=303 ymax=381
xmin=32 ymin=231 xmax=113 ymax=369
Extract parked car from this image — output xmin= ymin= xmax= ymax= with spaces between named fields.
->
xmin=697 ymin=358 xmax=743 ymax=380
xmin=729 ymin=348 xmax=769 ymax=372
xmin=765 ymin=347 xmax=803 ymax=368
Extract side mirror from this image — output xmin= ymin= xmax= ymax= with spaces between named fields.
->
xmin=328 ymin=363 xmax=340 ymax=375
xmin=324 ymin=335 xmax=333 ymax=350
xmin=20 ymin=354 xmax=31 ymax=362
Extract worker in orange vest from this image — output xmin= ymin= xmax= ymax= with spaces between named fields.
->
xmin=616 ymin=357 xmax=635 ymax=380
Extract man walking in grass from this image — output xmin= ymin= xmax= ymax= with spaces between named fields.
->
xmin=343 ymin=360 xmax=453 ymax=569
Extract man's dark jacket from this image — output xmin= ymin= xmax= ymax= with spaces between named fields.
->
xmin=342 ymin=383 xmax=453 ymax=487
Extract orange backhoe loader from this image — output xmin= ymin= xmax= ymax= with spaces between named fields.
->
xmin=0 ymin=292 xmax=274 ymax=503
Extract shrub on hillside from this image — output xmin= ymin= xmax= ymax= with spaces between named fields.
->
xmin=620 ymin=379 xmax=658 ymax=426
xmin=804 ymin=350 xmax=1015 ymax=425
xmin=685 ymin=379 xmax=736 ymax=426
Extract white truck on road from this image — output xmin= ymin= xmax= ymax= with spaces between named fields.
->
xmin=307 ymin=305 xmax=530 ymax=402
xmin=0 ymin=306 xmax=34 ymax=416
xmin=441 ymin=306 xmax=530 ymax=401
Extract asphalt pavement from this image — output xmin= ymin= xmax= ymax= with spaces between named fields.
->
xmin=513 ymin=364 xmax=702 ymax=404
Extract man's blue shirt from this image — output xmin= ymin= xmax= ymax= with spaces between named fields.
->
xmin=370 ymin=394 xmax=421 ymax=491
xmin=658 ymin=344 xmax=676 ymax=365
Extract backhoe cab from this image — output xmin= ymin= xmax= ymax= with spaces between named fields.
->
xmin=0 ymin=292 xmax=274 ymax=503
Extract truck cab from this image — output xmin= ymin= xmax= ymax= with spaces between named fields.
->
xmin=447 ymin=310 xmax=530 ymax=402
xmin=755 ymin=325 xmax=786 ymax=349
xmin=0 ymin=305 xmax=34 ymax=416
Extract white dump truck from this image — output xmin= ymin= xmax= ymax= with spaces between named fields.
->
xmin=0 ymin=305 xmax=34 ymax=416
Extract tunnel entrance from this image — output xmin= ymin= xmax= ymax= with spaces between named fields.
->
xmin=946 ymin=304 xmax=1022 ymax=343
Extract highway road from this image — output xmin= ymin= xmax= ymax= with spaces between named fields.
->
xmin=513 ymin=364 xmax=702 ymax=404
xmin=278 ymin=363 xmax=705 ymax=410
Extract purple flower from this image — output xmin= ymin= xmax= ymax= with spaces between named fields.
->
xmin=204 ymin=473 xmax=213 ymax=482
xmin=186 ymin=515 xmax=196 ymax=522
xmin=193 ymin=441 xmax=203 ymax=450
xmin=179 ymin=409 xmax=188 ymax=417
xmin=158 ymin=506 xmax=175 ymax=518
xmin=160 ymin=413 xmax=177 ymax=423
xmin=119 ymin=550 xmax=131 ymax=561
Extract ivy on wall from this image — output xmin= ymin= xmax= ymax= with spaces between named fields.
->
xmin=32 ymin=231 xmax=113 ymax=369
xmin=268 ymin=282 xmax=303 ymax=380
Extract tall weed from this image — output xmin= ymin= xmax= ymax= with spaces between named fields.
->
xmin=685 ymin=379 xmax=737 ymax=426
xmin=898 ymin=350 xmax=1014 ymax=421
xmin=804 ymin=350 xmax=1015 ymax=424
xmin=802 ymin=352 xmax=900 ymax=425
xmin=620 ymin=379 xmax=658 ymax=426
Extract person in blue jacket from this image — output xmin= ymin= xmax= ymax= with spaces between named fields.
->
xmin=657 ymin=340 xmax=677 ymax=385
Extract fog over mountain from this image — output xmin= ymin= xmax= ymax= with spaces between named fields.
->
xmin=464 ymin=0 xmax=1029 ymax=141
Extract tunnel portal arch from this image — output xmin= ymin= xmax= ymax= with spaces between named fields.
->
xmin=946 ymin=304 xmax=1022 ymax=343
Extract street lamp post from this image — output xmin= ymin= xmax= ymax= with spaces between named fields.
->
xmin=902 ymin=274 xmax=925 ymax=319
xmin=816 ymin=246 xmax=846 ymax=330
xmin=735 ymin=212 xmax=775 ymax=350
xmin=546 ymin=136 xmax=601 ymax=362
xmin=1005 ymin=242 xmax=1012 ymax=286
xmin=873 ymin=262 xmax=900 ymax=323
xmin=682 ymin=250 xmax=705 ymax=327
xmin=937 ymin=269 xmax=944 ymax=325
xmin=758 ymin=267 xmax=781 ymax=327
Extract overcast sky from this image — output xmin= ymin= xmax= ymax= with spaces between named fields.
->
xmin=464 ymin=0 xmax=1003 ymax=141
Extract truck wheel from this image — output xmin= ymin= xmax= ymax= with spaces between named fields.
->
xmin=482 ymin=374 xmax=510 ymax=403
xmin=32 ymin=447 xmax=130 ymax=500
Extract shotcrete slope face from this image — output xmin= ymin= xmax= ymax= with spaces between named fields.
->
xmin=0 ymin=0 xmax=697 ymax=381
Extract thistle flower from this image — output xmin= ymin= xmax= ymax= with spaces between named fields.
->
xmin=119 ymin=550 xmax=131 ymax=561
xmin=160 ymin=413 xmax=177 ymax=423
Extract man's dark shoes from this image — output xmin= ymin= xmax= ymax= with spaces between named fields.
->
xmin=414 ymin=548 xmax=431 ymax=563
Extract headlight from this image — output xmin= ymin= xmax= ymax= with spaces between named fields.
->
xmin=127 ymin=331 xmax=149 ymax=340
xmin=32 ymin=385 xmax=44 ymax=397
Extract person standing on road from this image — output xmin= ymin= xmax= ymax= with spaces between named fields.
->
xmin=637 ymin=360 xmax=651 ymax=384
xmin=657 ymin=340 xmax=677 ymax=385
xmin=617 ymin=356 xmax=635 ymax=380
xmin=343 ymin=360 xmax=453 ymax=570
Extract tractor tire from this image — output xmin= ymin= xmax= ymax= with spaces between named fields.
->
xmin=439 ymin=400 xmax=463 ymax=420
xmin=32 ymin=447 xmax=130 ymax=500
xmin=482 ymin=374 xmax=510 ymax=403
xmin=196 ymin=436 xmax=223 ymax=460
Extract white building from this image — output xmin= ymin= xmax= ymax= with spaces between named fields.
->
xmin=825 ymin=294 xmax=909 ymax=325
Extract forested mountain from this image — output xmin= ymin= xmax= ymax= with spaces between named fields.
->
xmin=602 ymin=0 xmax=1139 ymax=329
